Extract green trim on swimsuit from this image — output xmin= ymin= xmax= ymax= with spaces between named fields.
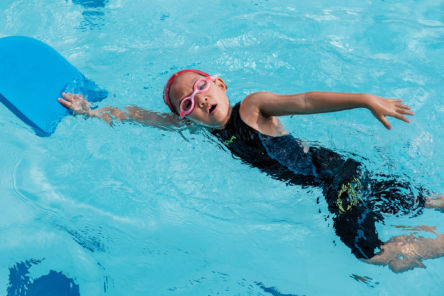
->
xmin=224 ymin=135 xmax=237 ymax=146
xmin=336 ymin=176 xmax=363 ymax=214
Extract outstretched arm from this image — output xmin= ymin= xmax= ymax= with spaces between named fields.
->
xmin=58 ymin=93 xmax=182 ymax=130
xmin=245 ymin=91 xmax=414 ymax=129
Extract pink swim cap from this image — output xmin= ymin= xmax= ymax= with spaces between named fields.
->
xmin=163 ymin=69 xmax=210 ymax=114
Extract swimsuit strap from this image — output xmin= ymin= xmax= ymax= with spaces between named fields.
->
xmin=211 ymin=103 xmax=261 ymax=145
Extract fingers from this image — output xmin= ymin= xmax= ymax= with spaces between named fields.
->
xmin=392 ymin=100 xmax=414 ymax=121
xmin=393 ymin=104 xmax=414 ymax=122
xmin=397 ymin=103 xmax=411 ymax=110
xmin=379 ymin=110 xmax=412 ymax=128
xmin=58 ymin=93 xmax=88 ymax=112
xmin=378 ymin=115 xmax=392 ymax=130
xmin=58 ymin=97 xmax=72 ymax=109
xmin=392 ymin=112 xmax=411 ymax=123
xmin=58 ymin=93 xmax=75 ymax=109
xmin=398 ymin=108 xmax=414 ymax=116
xmin=60 ymin=92 xmax=85 ymax=102
xmin=61 ymin=92 xmax=74 ymax=102
xmin=396 ymin=102 xmax=413 ymax=112
xmin=390 ymin=98 xmax=413 ymax=110
xmin=373 ymin=97 xmax=414 ymax=129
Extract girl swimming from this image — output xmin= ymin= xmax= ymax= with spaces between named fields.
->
xmin=58 ymin=69 xmax=444 ymax=273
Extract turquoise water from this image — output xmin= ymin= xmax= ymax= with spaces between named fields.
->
xmin=1 ymin=0 xmax=444 ymax=295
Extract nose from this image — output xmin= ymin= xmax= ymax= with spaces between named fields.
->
xmin=195 ymin=93 xmax=208 ymax=108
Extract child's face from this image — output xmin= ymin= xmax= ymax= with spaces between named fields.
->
xmin=169 ymin=72 xmax=231 ymax=128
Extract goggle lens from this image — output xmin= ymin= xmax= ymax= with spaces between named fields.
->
xmin=179 ymin=74 xmax=218 ymax=118
xmin=196 ymin=79 xmax=209 ymax=91
xmin=182 ymin=98 xmax=193 ymax=112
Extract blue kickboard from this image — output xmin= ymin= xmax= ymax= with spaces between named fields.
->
xmin=0 ymin=36 xmax=107 ymax=136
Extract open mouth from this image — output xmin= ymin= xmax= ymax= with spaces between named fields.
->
xmin=209 ymin=104 xmax=217 ymax=114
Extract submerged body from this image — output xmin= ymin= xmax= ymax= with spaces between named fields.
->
xmin=58 ymin=70 xmax=444 ymax=273
xmin=212 ymin=103 xmax=427 ymax=260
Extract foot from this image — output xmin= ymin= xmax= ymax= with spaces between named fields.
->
xmin=425 ymin=194 xmax=444 ymax=212
xmin=365 ymin=225 xmax=444 ymax=273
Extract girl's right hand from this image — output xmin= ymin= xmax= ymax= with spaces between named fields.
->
xmin=367 ymin=95 xmax=414 ymax=130
xmin=58 ymin=92 xmax=92 ymax=115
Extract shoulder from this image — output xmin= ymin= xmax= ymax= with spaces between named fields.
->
xmin=239 ymin=92 xmax=266 ymax=125
xmin=239 ymin=92 xmax=277 ymax=119
xmin=238 ymin=92 xmax=285 ymax=136
xmin=241 ymin=91 xmax=278 ymax=108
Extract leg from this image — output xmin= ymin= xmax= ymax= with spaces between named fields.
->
xmin=324 ymin=160 xmax=385 ymax=260
xmin=318 ymin=155 xmax=444 ymax=272
xmin=365 ymin=225 xmax=444 ymax=273
xmin=368 ymin=174 xmax=427 ymax=216
xmin=328 ymin=173 xmax=444 ymax=273
xmin=332 ymin=206 xmax=383 ymax=259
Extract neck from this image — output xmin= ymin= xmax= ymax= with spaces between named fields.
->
xmin=213 ymin=105 xmax=232 ymax=130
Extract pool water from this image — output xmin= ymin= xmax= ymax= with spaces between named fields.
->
xmin=1 ymin=0 xmax=444 ymax=295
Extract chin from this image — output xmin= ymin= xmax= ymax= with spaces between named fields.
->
xmin=189 ymin=117 xmax=218 ymax=128
xmin=204 ymin=119 xmax=223 ymax=128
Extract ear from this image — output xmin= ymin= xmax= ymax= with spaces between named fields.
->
xmin=215 ymin=77 xmax=228 ymax=92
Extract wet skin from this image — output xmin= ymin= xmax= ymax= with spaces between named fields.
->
xmin=168 ymin=72 xmax=288 ymax=136
xmin=58 ymin=72 xmax=444 ymax=274
xmin=169 ymin=72 xmax=232 ymax=128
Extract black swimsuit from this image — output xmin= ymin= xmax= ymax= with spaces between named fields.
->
xmin=212 ymin=103 xmax=426 ymax=259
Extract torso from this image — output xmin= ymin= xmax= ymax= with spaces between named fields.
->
xmin=211 ymin=102 xmax=320 ymax=187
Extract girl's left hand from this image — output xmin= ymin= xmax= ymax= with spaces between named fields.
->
xmin=367 ymin=95 xmax=414 ymax=130
xmin=58 ymin=92 xmax=93 ymax=116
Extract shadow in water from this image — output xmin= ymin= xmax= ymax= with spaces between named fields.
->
xmin=7 ymin=259 xmax=80 ymax=296
xmin=255 ymin=281 xmax=303 ymax=296
xmin=72 ymin=0 xmax=107 ymax=8
xmin=71 ymin=0 xmax=109 ymax=31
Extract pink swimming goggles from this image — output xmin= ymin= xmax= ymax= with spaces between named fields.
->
xmin=163 ymin=69 xmax=217 ymax=118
